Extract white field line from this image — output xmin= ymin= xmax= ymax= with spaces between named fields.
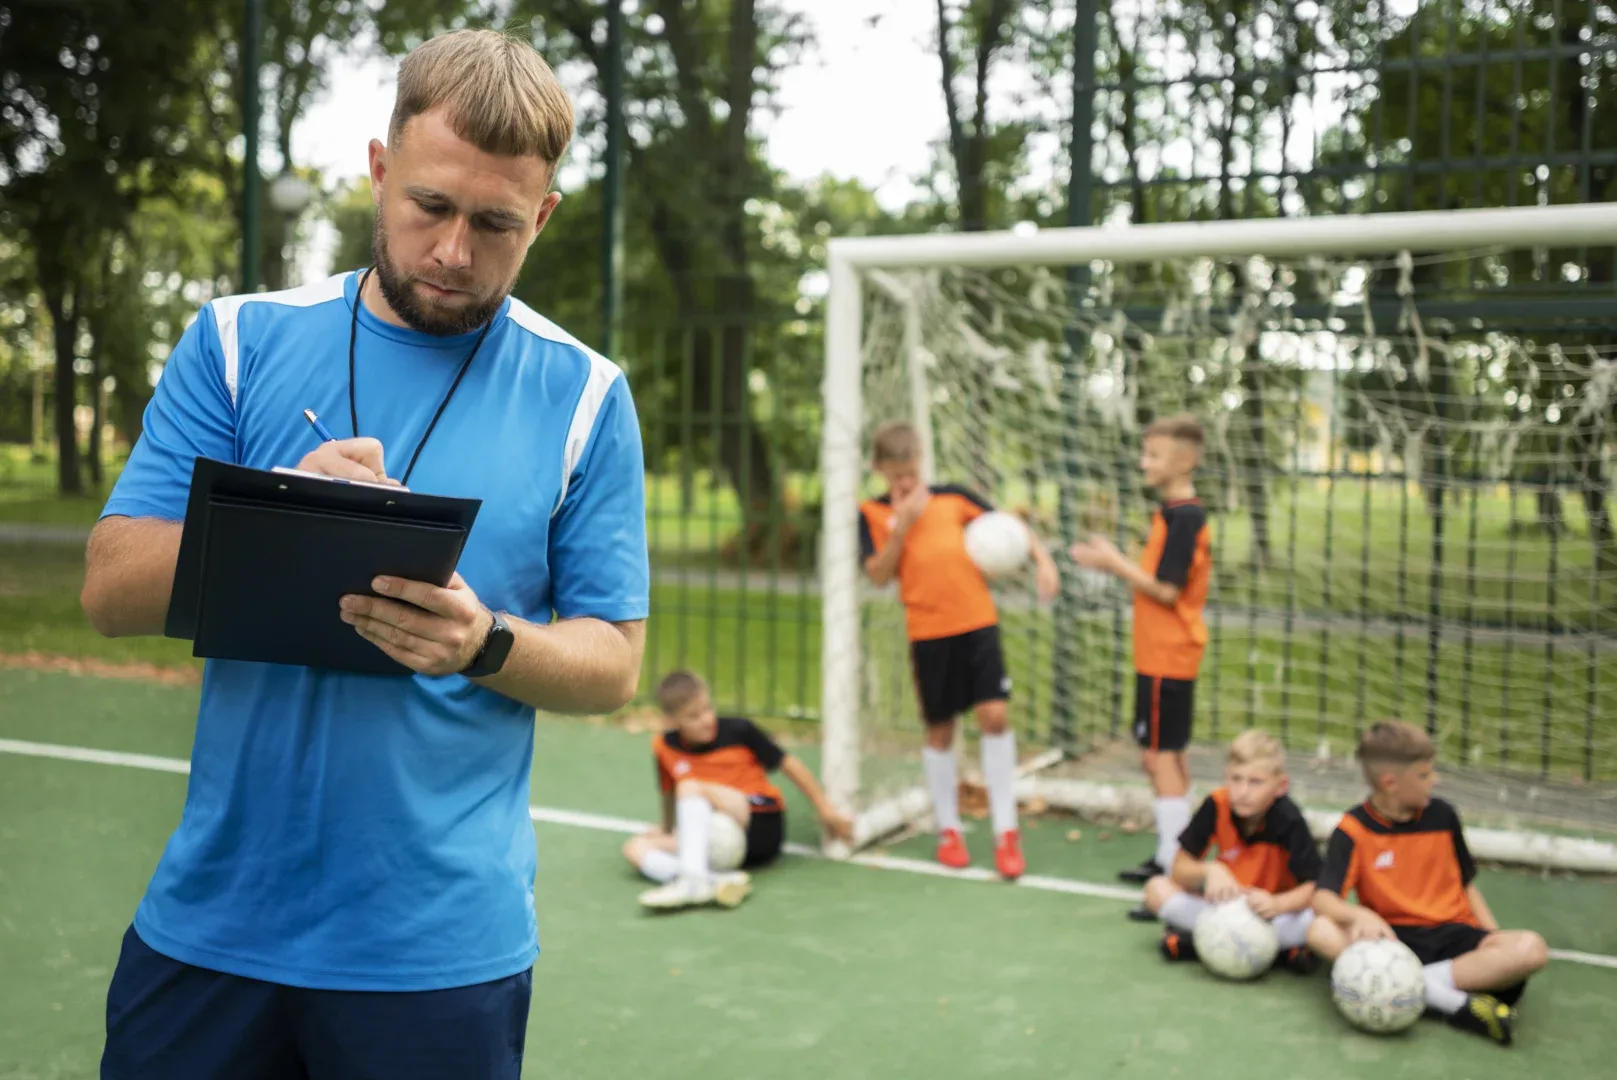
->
xmin=2 ymin=737 xmax=1611 ymax=970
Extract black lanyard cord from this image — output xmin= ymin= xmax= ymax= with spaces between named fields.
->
xmin=348 ymin=266 xmax=496 ymax=488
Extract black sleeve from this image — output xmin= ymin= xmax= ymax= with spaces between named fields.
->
xmin=1285 ymin=816 xmax=1322 ymax=884
xmin=1154 ymin=504 xmax=1205 ymax=587
xmin=858 ymin=512 xmax=875 ymax=560
xmin=933 ymin=483 xmax=994 ymax=513
xmin=1315 ymin=828 xmax=1355 ymax=895
xmin=1445 ymin=803 xmax=1478 ymax=886
xmin=737 ymin=718 xmax=786 ymax=771
xmin=1177 ymin=796 xmax=1218 ymax=858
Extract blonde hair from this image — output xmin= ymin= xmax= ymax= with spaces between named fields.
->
xmin=1228 ymin=729 xmax=1285 ymax=773
xmin=1143 ymin=412 xmax=1206 ymax=451
xmin=389 ymin=28 xmax=574 ymax=171
xmin=656 ymin=669 xmax=708 ymax=715
xmin=872 ymin=421 xmax=921 ymax=465
xmin=1355 ymin=719 xmax=1435 ymax=785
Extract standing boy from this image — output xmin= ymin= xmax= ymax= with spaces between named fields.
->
xmin=1308 ymin=721 xmax=1549 ymax=1046
xmin=1069 ymin=414 xmax=1212 ymax=891
xmin=858 ymin=421 xmax=1060 ymax=879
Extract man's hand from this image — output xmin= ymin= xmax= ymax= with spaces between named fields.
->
xmin=295 ymin=437 xmax=402 ymax=486
xmin=893 ymin=485 xmax=931 ymax=530
xmin=1244 ymin=888 xmax=1280 ymax=919
xmin=1068 ymin=533 xmax=1123 ymax=573
xmin=1349 ymin=906 xmax=1396 ymax=942
xmin=340 ymin=572 xmax=493 ymax=676
xmin=820 ymin=808 xmax=855 ymax=845
xmin=1203 ymin=862 xmax=1243 ymax=902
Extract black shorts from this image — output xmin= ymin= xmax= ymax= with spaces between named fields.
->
xmin=1393 ymin=923 xmax=1528 ymax=1006
xmin=743 ymin=801 xmax=785 ymax=869
xmin=909 ymin=625 xmax=1010 ymax=725
xmin=102 ymin=925 xmax=531 ymax=1079
xmin=1134 ymin=674 xmax=1194 ymax=751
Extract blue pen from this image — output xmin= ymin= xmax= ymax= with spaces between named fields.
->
xmin=302 ymin=408 xmax=338 ymax=443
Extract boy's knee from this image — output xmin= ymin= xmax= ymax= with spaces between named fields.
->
xmin=975 ymin=701 xmax=1008 ymax=735
xmin=924 ymin=721 xmax=956 ymax=750
xmin=1142 ymin=875 xmax=1177 ymax=913
xmin=622 ymin=836 xmax=645 ymax=862
xmin=1307 ymin=915 xmax=1346 ymax=960
xmin=1515 ymin=930 xmax=1550 ymax=972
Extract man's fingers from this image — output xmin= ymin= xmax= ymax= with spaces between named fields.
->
xmin=372 ymin=576 xmax=460 ymax=616
xmin=331 ymin=437 xmax=387 ymax=475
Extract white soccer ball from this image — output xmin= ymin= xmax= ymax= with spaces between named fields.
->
xmin=1330 ymin=938 xmax=1427 ymax=1034
xmin=1193 ymin=898 xmax=1280 ymax=980
xmin=964 ymin=511 xmax=1031 ymax=578
xmin=707 ymin=814 xmax=747 ymax=872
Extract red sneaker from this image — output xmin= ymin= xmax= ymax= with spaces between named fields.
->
xmin=936 ymin=828 xmax=971 ymax=869
xmin=995 ymin=829 xmax=1026 ymax=880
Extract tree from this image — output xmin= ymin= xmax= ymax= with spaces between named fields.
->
xmin=2 ymin=0 xmax=219 ymax=494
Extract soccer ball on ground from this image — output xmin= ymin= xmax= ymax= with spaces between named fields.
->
xmin=707 ymin=813 xmax=748 ymax=872
xmin=1330 ymin=938 xmax=1427 ymax=1034
xmin=1193 ymin=898 xmax=1280 ymax=980
xmin=964 ymin=511 xmax=1031 ymax=578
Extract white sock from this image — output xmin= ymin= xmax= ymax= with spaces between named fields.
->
xmin=1272 ymin=910 xmax=1314 ymax=949
xmin=979 ymin=731 xmax=1018 ymax=836
xmin=676 ymin=796 xmax=712 ymax=881
xmin=639 ymin=848 xmax=679 ymax=884
xmin=1160 ymin=893 xmax=1209 ymax=933
xmin=1153 ymin=796 xmax=1192 ymax=870
xmin=1422 ymin=959 xmax=1468 ymax=1015
xmin=922 ymin=747 xmax=962 ymax=832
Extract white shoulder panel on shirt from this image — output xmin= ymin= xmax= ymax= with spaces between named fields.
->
xmin=504 ymin=300 xmax=625 ymax=516
xmin=210 ymin=272 xmax=350 ymax=406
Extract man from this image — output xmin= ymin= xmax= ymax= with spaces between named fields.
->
xmin=83 ymin=29 xmax=648 ymax=1079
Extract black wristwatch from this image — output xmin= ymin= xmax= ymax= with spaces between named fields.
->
xmin=460 ymin=608 xmax=514 ymax=678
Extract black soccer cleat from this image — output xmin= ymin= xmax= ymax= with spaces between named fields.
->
xmin=1278 ymin=946 xmax=1317 ymax=976
xmin=1160 ymin=930 xmax=1198 ymax=963
xmin=1447 ymin=993 xmax=1514 ymax=1047
xmin=1117 ymin=858 xmax=1163 ymax=885
xmin=1126 ymin=904 xmax=1159 ymax=922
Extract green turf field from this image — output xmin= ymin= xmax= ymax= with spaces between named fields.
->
xmin=2 ymin=668 xmax=1615 ymax=1079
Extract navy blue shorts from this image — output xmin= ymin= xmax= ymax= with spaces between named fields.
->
xmin=101 ymin=925 xmax=532 ymax=1079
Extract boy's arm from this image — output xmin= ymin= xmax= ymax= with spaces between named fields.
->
xmin=780 ymin=754 xmax=854 ymax=842
xmin=860 ymin=499 xmax=920 ymax=587
xmin=1465 ymin=884 xmax=1498 ymax=931
xmin=1313 ymin=828 xmax=1395 ymax=939
xmin=1269 ymin=882 xmax=1316 ymax=915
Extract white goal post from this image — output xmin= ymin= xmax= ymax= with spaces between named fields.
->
xmin=819 ymin=202 xmax=1617 ymax=872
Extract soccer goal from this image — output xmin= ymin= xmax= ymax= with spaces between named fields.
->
xmin=819 ymin=203 xmax=1617 ymax=873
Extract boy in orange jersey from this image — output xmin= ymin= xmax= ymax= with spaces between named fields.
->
xmin=1069 ymin=413 xmax=1212 ymax=905
xmin=1309 ymin=720 xmax=1549 ymax=1047
xmin=858 ymin=421 xmax=1060 ymax=879
xmin=625 ymin=670 xmax=853 ymax=912
xmin=1143 ymin=729 xmax=1319 ymax=973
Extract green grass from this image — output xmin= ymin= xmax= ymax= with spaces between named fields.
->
xmin=3 ymin=667 xmax=1617 ymax=1079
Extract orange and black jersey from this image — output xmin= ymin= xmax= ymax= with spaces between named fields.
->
xmin=1316 ymin=797 xmax=1479 ymax=928
xmin=859 ymin=484 xmax=998 ymax=642
xmin=653 ymin=717 xmax=787 ymax=811
xmin=1134 ymin=499 xmax=1211 ymax=680
xmin=1179 ymin=788 xmax=1320 ymax=893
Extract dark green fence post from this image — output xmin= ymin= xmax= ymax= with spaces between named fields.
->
xmin=1052 ymin=0 xmax=1098 ymax=752
xmin=241 ymin=0 xmax=262 ymax=294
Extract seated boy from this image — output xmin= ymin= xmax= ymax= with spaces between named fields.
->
xmin=1142 ymin=729 xmax=1319 ymax=973
xmin=1308 ymin=720 xmax=1550 ymax=1047
xmin=625 ymin=669 xmax=853 ymax=912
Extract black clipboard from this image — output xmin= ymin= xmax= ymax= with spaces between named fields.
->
xmin=165 ymin=457 xmax=482 ymax=676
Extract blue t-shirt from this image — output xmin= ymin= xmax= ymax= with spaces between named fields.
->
xmin=100 ymin=270 xmax=650 ymax=990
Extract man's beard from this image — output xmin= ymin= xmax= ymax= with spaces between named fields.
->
xmin=370 ymin=214 xmax=511 ymax=337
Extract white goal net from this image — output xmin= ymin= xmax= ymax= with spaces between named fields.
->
xmin=819 ymin=205 xmax=1617 ymax=871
